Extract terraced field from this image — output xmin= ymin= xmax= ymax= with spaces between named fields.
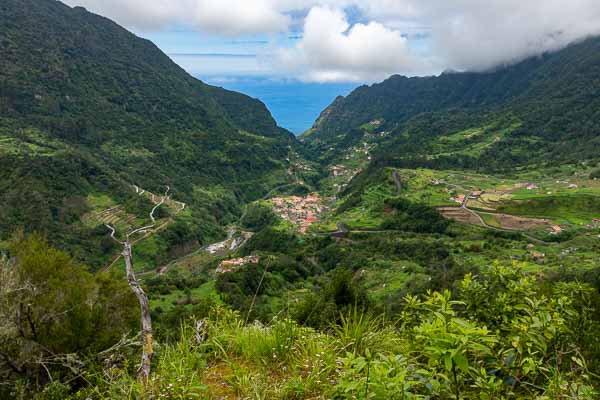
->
xmin=433 ymin=120 xmax=522 ymax=158
xmin=389 ymin=167 xmax=600 ymax=231
xmin=438 ymin=207 xmax=485 ymax=226
xmin=0 ymin=128 xmax=67 ymax=156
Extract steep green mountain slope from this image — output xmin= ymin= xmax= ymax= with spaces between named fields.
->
xmin=0 ymin=0 xmax=310 ymax=264
xmin=304 ymin=36 xmax=600 ymax=170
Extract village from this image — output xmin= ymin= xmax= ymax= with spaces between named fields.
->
xmin=213 ymin=194 xmax=325 ymax=274
xmin=270 ymin=193 xmax=324 ymax=233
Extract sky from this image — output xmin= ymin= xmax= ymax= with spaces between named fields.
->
xmin=61 ymin=1 xmax=600 ymax=132
xmin=62 ymin=0 xmax=600 ymax=83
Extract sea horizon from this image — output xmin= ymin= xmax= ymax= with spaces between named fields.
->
xmin=203 ymin=76 xmax=358 ymax=135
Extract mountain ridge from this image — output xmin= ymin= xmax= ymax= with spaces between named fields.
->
xmin=0 ymin=0 xmax=311 ymax=265
xmin=0 ymin=0 xmax=291 ymax=139
xmin=304 ymin=35 xmax=600 ymax=170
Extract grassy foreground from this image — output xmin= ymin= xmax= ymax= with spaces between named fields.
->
xmin=24 ymin=264 xmax=599 ymax=400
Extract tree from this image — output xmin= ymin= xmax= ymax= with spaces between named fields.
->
xmin=0 ymin=234 xmax=137 ymax=394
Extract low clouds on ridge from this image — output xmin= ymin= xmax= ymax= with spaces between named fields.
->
xmin=63 ymin=0 xmax=600 ymax=82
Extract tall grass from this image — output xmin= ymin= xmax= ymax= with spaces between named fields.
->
xmin=40 ymin=271 xmax=599 ymax=399
xmin=332 ymin=308 xmax=400 ymax=356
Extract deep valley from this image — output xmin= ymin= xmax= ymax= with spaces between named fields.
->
xmin=2 ymin=1 xmax=600 ymax=399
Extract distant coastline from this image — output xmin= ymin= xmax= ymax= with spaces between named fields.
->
xmin=204 ymin=77 xmax=357 ymax=134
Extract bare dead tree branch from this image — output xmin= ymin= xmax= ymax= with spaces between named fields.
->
xmin=193 ymin=319 xmax=208 ymax=346
xmin=104 ymin=185 xmax=171 ymax=384
xmin=96 ymin=333 xmax=140 ymax=381
xmin=0 ymin=351 xmax=23 ymax=375
xmin=39 ymin=307 xmax=77 ymax=324
xmin=37 ymin=359 xmax=53 ymax=383
xmin=122 ymin=242 xmax=153 ymax=383
xmin=24 ymin=305 xmax=38 ymax=342
xmin=97 ymin=333 xmax=140 ymax=358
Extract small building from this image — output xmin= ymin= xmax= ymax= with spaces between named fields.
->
xmin=469 ymin=190 xmax=484 ymax=199
xmin=532 ymin=251 xmax=545 ymax=261
xmin=331 ymin=165 xmax=345 ymax=177
xmin=550 ymin=225 xmax=563 ymax=235
xmin=216 ymin=255 xmax=261 ymax=274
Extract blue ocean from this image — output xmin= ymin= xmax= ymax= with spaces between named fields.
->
xmin=206 ymin=78 xmax=357 ymax=135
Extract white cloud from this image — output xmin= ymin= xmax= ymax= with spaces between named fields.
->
xmin=275 ymin=6 xmax=432 ymax=82
xmin=63 ymin=0 xmax=186 ymax=30
xmin=406 ymin=0 xmax=600 ymax=71
xmin=190 ymin=0 xmax=290 ymax=36
xmin=63 ymin=0 xmax=291 ymax=35
xmin=64 ymin=0 xmax=600 ymax=81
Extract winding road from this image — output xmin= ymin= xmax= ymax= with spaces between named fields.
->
xmin=460 ymin=192 xmax=551 ymax=245
xmin=134 ymin=180 xmax=302 ymax=276
xmin=100 ymin=185 xmax=186 ymax=273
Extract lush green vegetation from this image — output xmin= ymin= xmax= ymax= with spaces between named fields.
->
xmin=303 ymin=37 xmax=600 ymax=171
xmin=2 ymin=1 xmax=600 ymax=398
xmin=497 ymin=195 xmax=600 ymax=224
xmin=381 ymin=197 xmax=450 ymax=233
xmin=240 ymin=203 xmax=280 ymax=232
xmin=4 ymin=144 xmax=588 ymax=398
xmin=5 ymin=241 xmax=600 ymax=398
xmin=0 ymin=235 xmax=139 ymax=398
xmin=0 ymin=0 xmax=312 ymax=267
